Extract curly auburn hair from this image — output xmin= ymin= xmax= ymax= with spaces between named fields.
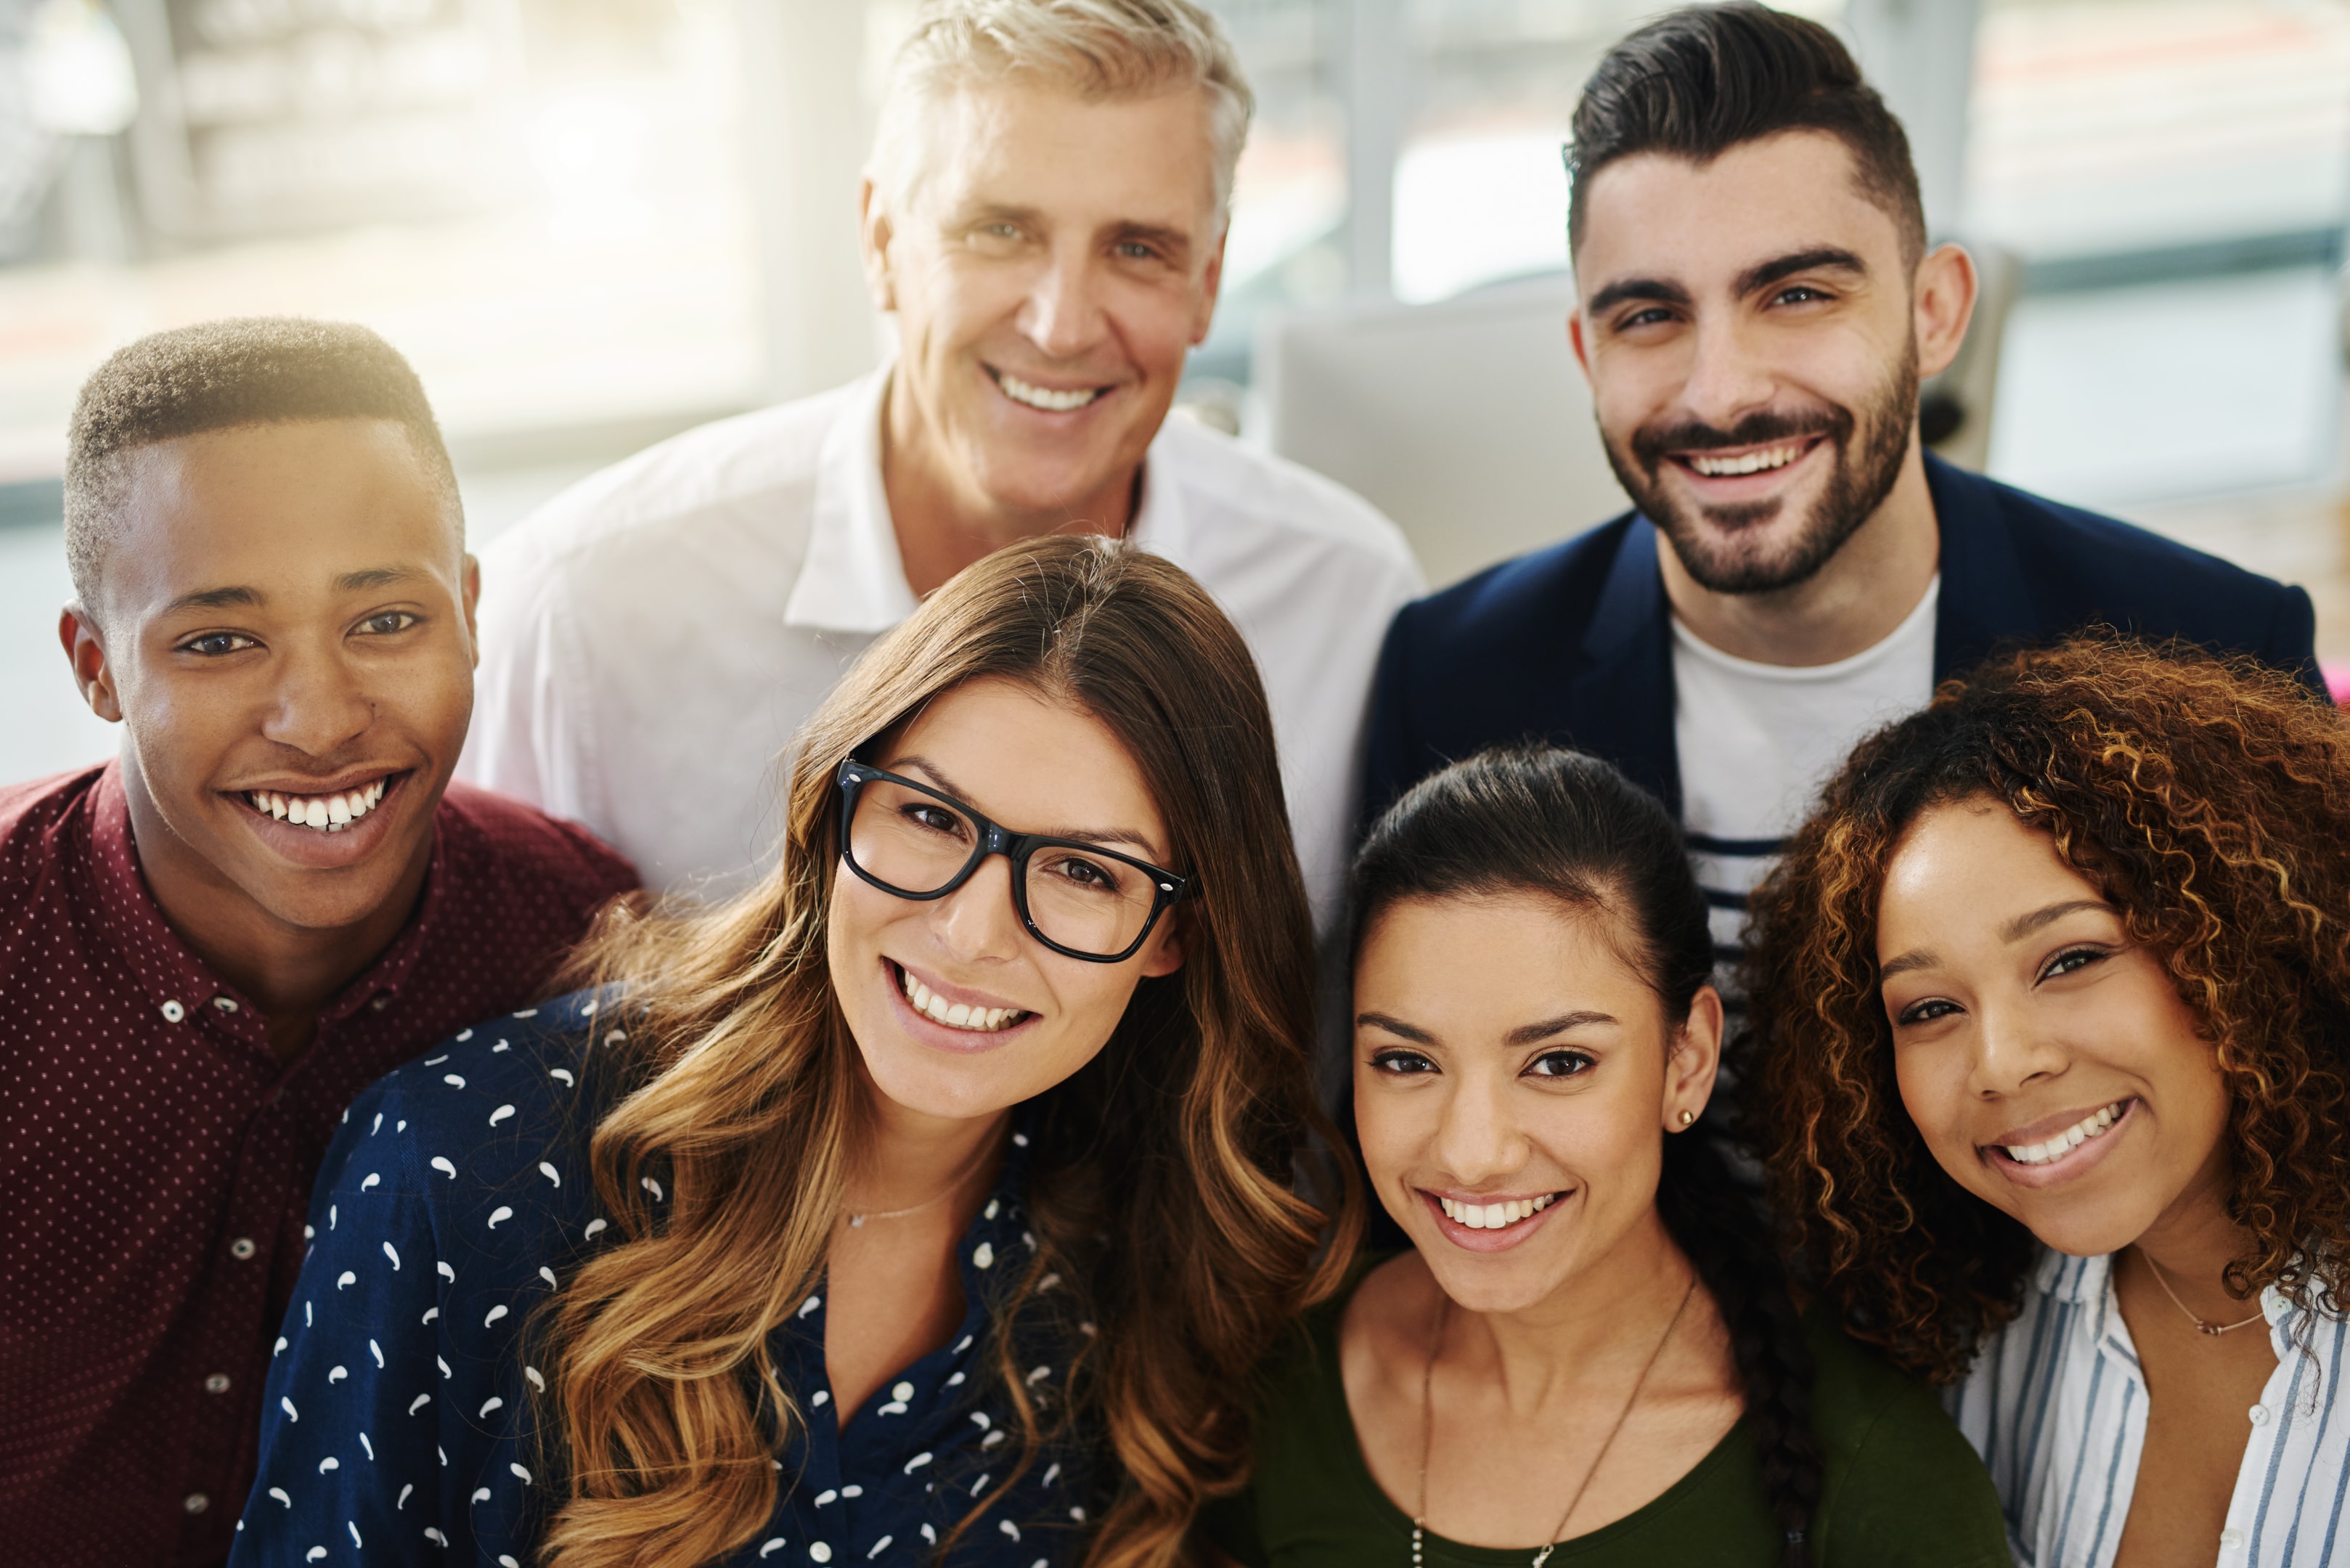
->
xmin=1739 ymin=633 xmax=2350 ymax=1384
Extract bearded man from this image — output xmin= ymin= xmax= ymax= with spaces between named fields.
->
xmin=1363 ymin=1 xmax=2319 ymax=981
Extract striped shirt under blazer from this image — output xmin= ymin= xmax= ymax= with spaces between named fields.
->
xmin=1951 ymin=1249 xmax=2350 ymax=1568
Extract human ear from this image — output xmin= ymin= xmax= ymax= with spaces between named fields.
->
xmin=1912 ymin=242 xmax=1979 ymax=383
xmin=59 ymin=603 xmax=123 ymax=724
xmin=1137 ymin=905 xmax=1186 ymax=979
xmin=1190 ymin=224 xmax=1228 ymax=346
xmin=1664 ymin=984 xmax=1726 ymax=1130
xmin=859 ymin=178 xmax=898 ymax=313
xmin=1567 ymin=307 xmax=1594 ymax=383
xmin=461 ymin=553 xmax=481 ymax=666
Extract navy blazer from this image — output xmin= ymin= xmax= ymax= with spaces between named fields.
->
xmin=1365 ymin=454 xmax=2322 ymax=826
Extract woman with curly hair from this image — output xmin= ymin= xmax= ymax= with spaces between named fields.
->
xmin=1742 ymin=634 xmax=2350 ymax=1568
xmin=231 ymin=536 xmax=1355 ymax=1568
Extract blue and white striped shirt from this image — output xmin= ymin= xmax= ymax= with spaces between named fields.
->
xmin=1951 ymin=1249 xmax=2350 ymax=1568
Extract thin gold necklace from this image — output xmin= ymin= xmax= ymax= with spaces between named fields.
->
xmin=2140 ymin=1250 xmax=2267 ymax=1337
xmin=841 ymin=1130 xmax=1000 ymax=1228
xmin=1411 ymin=1277 xmax=1698 ymax=1567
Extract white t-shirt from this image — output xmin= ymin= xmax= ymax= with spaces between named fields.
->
xmin=1673 ymin=578 xmax=1941 ymax=970
xmin=458 ymin=365 xmax=1424 ymax=932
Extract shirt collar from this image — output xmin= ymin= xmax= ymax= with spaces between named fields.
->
xmin=781 ymin=361 xmax=1183 ymax=634
xmin=83 ymin=761 xmax=453 ymax=1044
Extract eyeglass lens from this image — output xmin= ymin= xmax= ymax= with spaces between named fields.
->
xmin=846 ymin=776 xmax=1160 ymax=957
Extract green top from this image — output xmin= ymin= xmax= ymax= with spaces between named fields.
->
xmin=1203 ymin=1271 xmax=2012 ymax=1568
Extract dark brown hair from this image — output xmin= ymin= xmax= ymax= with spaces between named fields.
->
xmin=1742 ymin=634 xmax=2350 ymax=1384
xmin=535 ymin=534 xmax=1358 ymax=1568
xmin=65 ymin=317 xmax=458 ymax=609
xmin=1567 ymin=3 xmax=1925 ymax=264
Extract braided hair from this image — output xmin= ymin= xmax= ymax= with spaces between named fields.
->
xmin=1351 ymin=745 xmax=1822 ymax=1567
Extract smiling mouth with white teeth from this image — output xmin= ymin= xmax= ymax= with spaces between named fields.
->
xmin=240 ymin=776 xmax=393 ymax=833
xmin=1683 ymin=441 xmax=1812 ymax=478
xmin=993 ymin=369 xmax=1105 ymax=413
xmin=897 ymin=963 xmax=1030 ymax=1033
xmin=1996 ymin=1100 xmax=2130 ymax=1167
xmin=1435 ymin=1193 xmax=1559 ymax=1230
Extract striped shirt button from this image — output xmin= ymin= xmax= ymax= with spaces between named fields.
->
xmin=2222 ymin=1528 xmax=2245 ymax=1552
xmin=2251 ymin=1403 xmax=2272 ymax=1426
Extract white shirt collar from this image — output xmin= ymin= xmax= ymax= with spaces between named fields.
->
xmin=780 ymin=359 xmax=1188 ymax=632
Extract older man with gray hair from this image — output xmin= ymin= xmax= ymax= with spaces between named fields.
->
xmin=462 ymin=0 xmax=1421 ymax=926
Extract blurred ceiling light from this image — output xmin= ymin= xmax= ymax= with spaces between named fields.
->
xmin=26 ymin=0 xmax=140 ymax=137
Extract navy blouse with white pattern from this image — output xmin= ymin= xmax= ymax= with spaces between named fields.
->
xmin=227 ymin=990 xmax=1096 ymax=1567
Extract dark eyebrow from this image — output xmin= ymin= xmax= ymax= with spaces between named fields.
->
xmin=335 ymin=566 xmax=421 ymax=592
xmin=1734 ymin=246 xmax=1868 ymax=298
xmin=1505 ymin=1010 xmax=1618 ymax=1047
xmin=1583 ymin=275 xmax=1692 ymax=316
xmin=163 ymin=584 xmax=261 ymax=614
xmin=2000 ymin=899 xmax=2113 ymax=944
xmin=1357 ymin=1011 xmax=1435 ymax=1045
xmin=894 ymin=754 xmax=1164 ymax=858
xmin=1880 ymin=899 xmax=2116 ymax=982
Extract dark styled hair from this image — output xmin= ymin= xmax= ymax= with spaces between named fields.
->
xmin=64 ymin=317 xmax=460 ymax=610
xmin=1352 ymin=746 xmax=1823 ymax=1568
xmin=1567 ymin=2 xmax=1925 ymax=264
xmin=1742 ymin=634 xmax=2350 ymax=1385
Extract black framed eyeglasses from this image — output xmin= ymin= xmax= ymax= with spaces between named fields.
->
xmin=835 ymin=759 xmax=1191 ymax=963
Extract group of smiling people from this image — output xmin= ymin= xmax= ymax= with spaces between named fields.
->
xmin=8 ymin=1 xmax=2349 ymax=1566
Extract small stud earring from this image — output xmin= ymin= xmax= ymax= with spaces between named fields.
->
xmin=1678 ymin=1109 xmax=1696 ymax=1127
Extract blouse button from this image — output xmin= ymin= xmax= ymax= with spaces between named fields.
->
xmin=203 ymin=1373 xmax=231 ymax=1394
xmin=2221 ymin=1528 xmax=2245 ymax=1551
xmin=891 ymin=1381 xmax=915 ymax=1402
xmin=229 ymin=1237 xmax=258 ymax=1260
xmin=182 ymin=1493 xmax=209 ymax=1514
xmin=809 ymin=1545 xmax=833 ymax=1563
xmin=212 ymin=996 xmax=239 ymax=1013
xmin=2250 ymin=1404 xmax=2272 ymax=1427
xmin=160 ymin=1000 xmax=185 ymax=1024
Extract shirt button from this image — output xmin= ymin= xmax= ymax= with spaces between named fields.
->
xmin=203 ymin=1373 xmax=231 ymax=1394
xmin=212 ymin=995 xmax=239 ymax=1013
xmin=891 ymin=1381 xmax=915 ymax=1402
xmin=160 ymin=1000 xmax=185 ymax=1024
xmin=229 ymin=1237 xmax=258 ymax=1260
xmin=2250 ymin=1403 xmax=2272 ymax=1426
xmin=370 ymin=994 xmax=392 ymax=1012
xmin=809 ymin=1545 xmax=833 ymax=1563
xmin=2221 ymin=1527 xmax=2245 ymax=1551
xmin=183 ymin=1493 xmax=209 ymax=1514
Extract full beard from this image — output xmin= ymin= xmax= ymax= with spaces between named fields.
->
xmin=1603 ymin=342 xmax=1920 ymax=596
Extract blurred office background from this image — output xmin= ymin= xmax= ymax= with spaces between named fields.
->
xmin=4 ymin=0 xmax=2349 ymax=782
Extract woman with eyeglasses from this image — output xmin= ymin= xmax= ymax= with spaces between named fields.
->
xmin=230 ymin=536 xmax=1356 ymax=1568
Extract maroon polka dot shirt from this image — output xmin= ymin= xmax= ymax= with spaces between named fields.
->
xmin=0 ymin=762 xmax=637 ymax=1567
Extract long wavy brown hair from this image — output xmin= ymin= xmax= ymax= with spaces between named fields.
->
xmin=531 ymin=535 xmax=1358 ymax=1567
xmin=1741 ymin=633 xmax=2350 ymax=1384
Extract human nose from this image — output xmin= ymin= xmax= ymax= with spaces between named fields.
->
xmin=1676 ymin=311 xmax=1777 ymax=431
xmin=1018 ymin=243 xmax=1105 ymax=361
xmin=1966 ymin=996 xmax=2069 ymax=1098
xmin=1428 ymin=1071 xmax=1530 ymax=1189
xmin=929 ymin=852 xmax=1026 ymax=964
xmin=261 ymin=638 xmax=374 ymax=757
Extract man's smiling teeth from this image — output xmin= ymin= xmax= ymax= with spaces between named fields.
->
xmin=2004 ymin=1101 xmax=2126 ymax=1166
xmin=997 ymin=372 xmax=1103 ymax=412
xmin=1437 ymin=1193 xmax=1557 ymax=1230
xmin=899 ymin=965 xmax=1027 ymax=1033
xmin=245 ymin=779 xmax=387 ymax=833
xmin=1688 ymin=443 xmax=1804 ymax=477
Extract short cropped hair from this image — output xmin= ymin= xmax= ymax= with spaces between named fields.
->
xmin=1567 ymin=3 xmax=1926 ymax=266
xmin=868 ymin=0 xmax=1253 ymax=230
xmin=65 ymin=317 xmax=460 ymax=611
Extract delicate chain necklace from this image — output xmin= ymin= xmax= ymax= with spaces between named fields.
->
xmin=1412 ymin=1276 xmax=1699 ymax=1567
xmin=2140 ymin=1250 xmax=2267 ymax=1337
xmin=841 ymin=1130 xmax=1001 ymax=1228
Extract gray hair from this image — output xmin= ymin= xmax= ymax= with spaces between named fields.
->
xmin=868 ymin=0 xmax=1254 ymax=232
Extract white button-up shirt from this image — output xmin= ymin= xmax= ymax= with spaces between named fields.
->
xmin=459 ymin=367 xmax=1423 ymax=927
xmin=1952 ymin=1248 xmax=2350 ymax=1568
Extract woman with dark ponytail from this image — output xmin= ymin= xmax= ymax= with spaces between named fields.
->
xmin=1201 ymin=747 xmax=2008 ymax=1567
